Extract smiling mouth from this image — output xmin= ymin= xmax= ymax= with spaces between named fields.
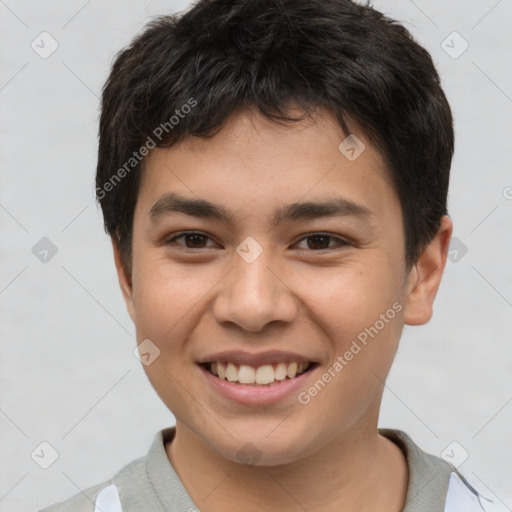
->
xmin=202 ymin=361 xmax=317 ymax=386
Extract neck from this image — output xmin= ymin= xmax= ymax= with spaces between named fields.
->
xmin=165 ymin=422 xmax=408 ymax=512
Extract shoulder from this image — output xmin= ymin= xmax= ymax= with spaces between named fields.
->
xmin=38 ymin=481 xmax=111 ymax=512
xmin=445 ymin=471 xmax=509 ymax=512
xmin=38 ymin=455 xmax=147 ymax=512
xmin=379 ymin=429 xmax=505 ymax=512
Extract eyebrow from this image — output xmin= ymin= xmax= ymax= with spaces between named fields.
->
xmin=149 ymin=192 xmax=374 ymax=225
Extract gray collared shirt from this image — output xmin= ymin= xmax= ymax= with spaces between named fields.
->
xmin=39 ymin=427 xmax=490 ymax=512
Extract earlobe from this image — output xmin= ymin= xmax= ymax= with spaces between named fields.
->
xmin=111 ymin=239 xmax=136 ymax=323
xmin=403 ymin=215 xmax=453 ymax=326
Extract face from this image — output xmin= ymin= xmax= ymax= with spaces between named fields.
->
xmin=114 ymin=108 xmax=450 ymax=466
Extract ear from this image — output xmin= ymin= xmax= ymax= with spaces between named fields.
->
xmin=403 ymin=215 xmax=453 ymax=325
xmin=112 ymin=238 xmax=136 ymax=323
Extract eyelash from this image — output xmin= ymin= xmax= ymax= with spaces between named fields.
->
xmin=164 ymin=232 xmax=350 ymax=252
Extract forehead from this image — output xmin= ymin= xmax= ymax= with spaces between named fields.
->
xmin=136 ymin=108 xmax=399 ymax=227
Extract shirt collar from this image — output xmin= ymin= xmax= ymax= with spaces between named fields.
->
xmin=379 ymin=428 xmax=453 ymax=512
xmin=145 ymin=426 xmax=454 ymax=512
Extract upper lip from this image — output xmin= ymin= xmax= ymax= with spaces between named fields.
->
xmin=197 ymin=350 xmax=317 ymax=367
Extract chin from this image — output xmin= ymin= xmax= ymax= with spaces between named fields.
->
xmin=204 ymin=421 xmax=315 ymax=467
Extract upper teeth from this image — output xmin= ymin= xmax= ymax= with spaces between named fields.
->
xmin=210 ymin=362 xmax=310 ymax=385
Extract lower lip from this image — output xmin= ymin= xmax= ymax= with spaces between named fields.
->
xmin=199 ymin=364 xmax=317 ymax=405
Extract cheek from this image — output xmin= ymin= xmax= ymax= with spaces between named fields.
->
xmin=297 ymin=262 xmax=402 ymax=343
xmin=130 ymin=263 xmax=206 ymax=412
xmin=131 ymin=256 xmax=215 ymax=341
xmin=294 ymin=262 xmax=405 ymax=409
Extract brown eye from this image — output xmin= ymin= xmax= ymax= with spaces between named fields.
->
xmin=295 ymin=233 xmax=349 ymax=251
xmin=183 ymin=233 xmax=208 ymax=248
xmin=165 ymin=232 xmax=216 ymax=249
xmin=306 ymin=234 xmax=331 ymax=250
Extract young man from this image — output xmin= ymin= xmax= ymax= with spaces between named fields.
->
xmin=41 ymin=0 xmax=503 ymax=511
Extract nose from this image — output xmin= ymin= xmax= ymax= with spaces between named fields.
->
xmin=211 ymin=245 xmax=298 ymax=333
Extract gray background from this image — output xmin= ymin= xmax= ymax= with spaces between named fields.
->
xmin=1 ymin=0 xmax=511 ymax=510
